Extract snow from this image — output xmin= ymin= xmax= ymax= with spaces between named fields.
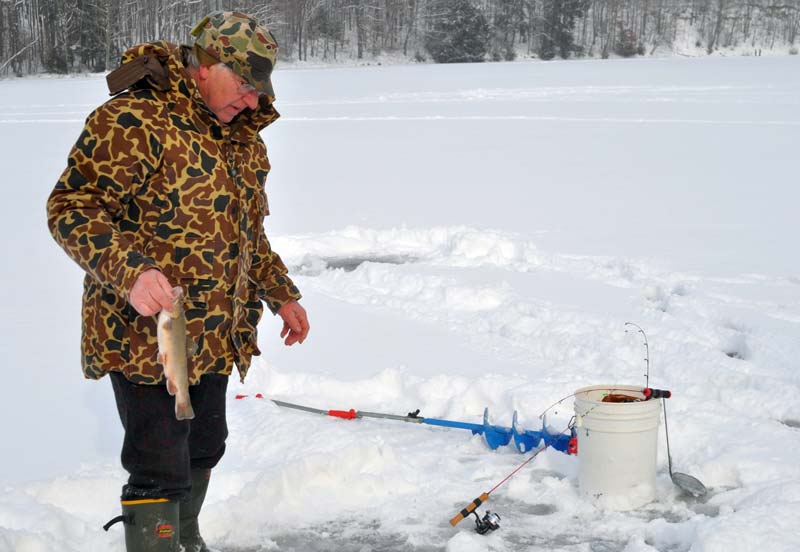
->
xmin=1 ymin=55 xmax=799 ymax=551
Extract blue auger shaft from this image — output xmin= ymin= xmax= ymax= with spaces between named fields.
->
xmin=421 ymin=418 xmax=483 ymax=432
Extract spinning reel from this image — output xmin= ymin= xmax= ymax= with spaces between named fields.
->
xmin=472 ymin=510 xmax=501 ymax=534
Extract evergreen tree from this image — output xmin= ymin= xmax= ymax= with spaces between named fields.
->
xmin=424 ymin=0 xmax=490 ymax=63
xmin=76 ymin=0 xmax=109 ymax=72
xmin=490 ymin=0 xmax=524 ymax=61
xmin=614 ymin=23 xmax=641 ymax=58
xmin=539 ymin=0 xmax=587 ymax=60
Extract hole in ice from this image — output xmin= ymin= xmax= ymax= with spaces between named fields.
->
xmin=529 ymin=469 xmax=566 ymax=482
xmin=506 ymin=533 xmax=624 ymax=551
xmin=691 ymin=502 xmax=721 ymax=517
xmin=519 ymin=503 xmax=557 ymax=516
xmin=721 ymin=333 xmax=750 ymax=361
xmin=326 ymin=254 xmax=416 ymax=272
xmin=456 ymin=456 xmax=481 ymax=465
xmin=296 ymin=254 xmax=418 ymax=275
xmin=262 ymin=519 xmax=443 ymax=552
xmin=640 ymin=501 xmax=719 ymax=523
xmin=723 ymin=349 xmax=747 ymax=360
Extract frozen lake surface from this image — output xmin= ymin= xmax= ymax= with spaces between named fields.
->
xmin=1 ymin=55 xmax=799 ymax=551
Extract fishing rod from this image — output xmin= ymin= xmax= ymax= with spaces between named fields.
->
xmin=625 ymin=321 xmax=650 ymax=389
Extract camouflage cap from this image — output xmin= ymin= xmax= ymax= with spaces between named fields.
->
xmin=190 ymin=11 xmax=278 ymax=98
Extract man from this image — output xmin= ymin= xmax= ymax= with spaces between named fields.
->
xmin=46 ymin=12 xmax=309 ymax=552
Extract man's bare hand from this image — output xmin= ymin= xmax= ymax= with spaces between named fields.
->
xmin=129 ymin=269 xmax=175 ymax=316
xmin=277 ymin=301 xmax=310 ymax=346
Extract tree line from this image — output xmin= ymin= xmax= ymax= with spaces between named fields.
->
xmin=2 ymin=0 xmax=799 ymax=76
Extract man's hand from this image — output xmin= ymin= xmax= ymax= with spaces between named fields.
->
xmin=129 ymin=269 xmax=175 ymax=316
xmin=277 ymin=301 xmax=310 ymax=346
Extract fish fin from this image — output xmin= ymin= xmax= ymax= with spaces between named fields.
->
xmin=187 ymin=338 xmax=198 ymax=356
xmin=176 ymin=400 xmax=195 ymax=421
xmin=163 ymin=317 xmax=173 ymax=330
xmin=166 ymin=377 xmax=177 ymax=396
xmin=157 ymin=352 xmax=165 ymax=366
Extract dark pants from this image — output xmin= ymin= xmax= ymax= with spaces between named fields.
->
xmin=109 ymin=371 xmax=229 ymax=501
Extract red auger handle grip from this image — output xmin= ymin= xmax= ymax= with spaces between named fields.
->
xmin=450 ymin=492 xmax=490 ymax=526
xmin=328 ymin=409 xmax=358 ymax=419
xmin=643 ymin=388 xmax=672 ymax=400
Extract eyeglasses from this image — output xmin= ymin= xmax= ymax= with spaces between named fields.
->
xmin=233 ymin=72 xmax=262 ymax=97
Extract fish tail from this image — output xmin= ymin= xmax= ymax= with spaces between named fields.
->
xmin=175 ymin=395 xmax=195 ymax=421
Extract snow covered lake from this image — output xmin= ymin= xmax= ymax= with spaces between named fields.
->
xmin=1 ymin=55 xmax=799 ymax=551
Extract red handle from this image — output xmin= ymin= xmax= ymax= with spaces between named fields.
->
xmin=568 ymin=437 xmax=578 ymax=455
xmin=328 ymin=409 xmax=358 ymax=419
xmin=643 ymin=388 xmax=672 ymax=400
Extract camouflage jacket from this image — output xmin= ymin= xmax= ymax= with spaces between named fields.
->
xmin=47 ymin=41 xmax=301 ymax=385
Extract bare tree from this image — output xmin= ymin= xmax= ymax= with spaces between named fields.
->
xmin=4 ymin=0 xmax=800 ymax=77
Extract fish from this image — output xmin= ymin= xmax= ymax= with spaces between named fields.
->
xmin=157 ymin=286 xmax=195 ymax=420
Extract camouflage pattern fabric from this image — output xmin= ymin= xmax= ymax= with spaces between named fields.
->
xmin=191 ymin=11 xmax=278 ymax=98
xmin=47 ymin=41 xmax=301 ymax=385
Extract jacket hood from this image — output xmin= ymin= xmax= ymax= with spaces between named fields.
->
xmin=117 ymin=41 xmax=279 ymax=138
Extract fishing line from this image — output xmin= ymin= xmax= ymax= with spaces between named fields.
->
xmin=488 ymin=418 xmax=576 ymax=495
xmin=538 ymin=386 xmax=640 ymax=419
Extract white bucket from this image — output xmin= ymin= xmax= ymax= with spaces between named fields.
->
xmin=574 ymin=384 xmax=661 ymax=510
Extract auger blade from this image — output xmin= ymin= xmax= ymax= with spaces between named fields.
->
xmin=512 ymin=411 xmax=543 ymax=453
xmin=482 ymin=408 xmax=512 ymax=450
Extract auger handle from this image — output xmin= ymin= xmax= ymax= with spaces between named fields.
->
xmin=643 ymin=388 xmax=672 ymax=400
xmin=449 ymin=492 xmax=489 ymax=526
xmin=328 ymin=409 xmax=358 ymax=419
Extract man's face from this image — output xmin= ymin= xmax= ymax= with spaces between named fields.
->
xmin=197 ymin=63 xmax=261 ymax=123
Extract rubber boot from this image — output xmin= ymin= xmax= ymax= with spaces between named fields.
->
xmin=106 ymin=498 xmax=180 ymax=551
xmin=179 ymin=469 xmax=211 ymax=552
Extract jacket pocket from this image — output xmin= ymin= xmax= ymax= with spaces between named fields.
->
xmin=82 ymin=277 xmax=130 ymax=379
xmin=144 ymin=232 xmax=227 ymax=282
xmin=123 ymin=303 xmax=159 ymax=382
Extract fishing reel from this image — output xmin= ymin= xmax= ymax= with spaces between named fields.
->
xmin=472 ymin=510 xmax=501 ymax=535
